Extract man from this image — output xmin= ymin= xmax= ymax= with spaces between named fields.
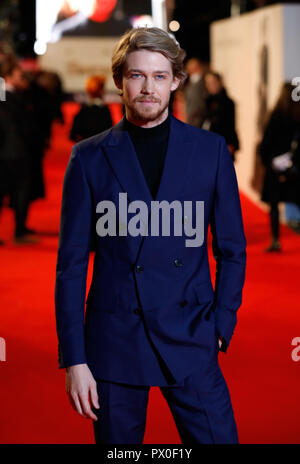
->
xmin=183 ymin=57 xmax=207 ymax=127
xmin=201 ymin=71 xmax=240 ymax=162
xmin=55 ymin=27 xmax=247 ymax=444
xmin=0 ymin=60 xmax=38 ymax=245
xmin=69 ymin=75 xmax=113 ymax=143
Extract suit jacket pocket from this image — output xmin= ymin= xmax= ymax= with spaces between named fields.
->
xmin=193 ymin=280 xmax=215 ymax=321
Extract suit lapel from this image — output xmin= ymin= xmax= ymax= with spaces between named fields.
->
xmin=155 ymin=115 xmax=193 ymax=203
xmin=103 ymin=118 xmax=153 ymax=211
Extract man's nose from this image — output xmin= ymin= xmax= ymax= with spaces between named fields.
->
xmin=141 ymin=76 xmax=154 ymax=94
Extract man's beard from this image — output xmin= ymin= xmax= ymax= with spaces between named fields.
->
xmin=124 ymin=95 xmax=169 ymax=123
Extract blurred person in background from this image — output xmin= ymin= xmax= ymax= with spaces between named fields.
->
xmin=70 ymin=74 xmax=112 ymax=142
xmin=183 ymin=57 xmax=207 ymax=127
xmin=21 ymin=70 xmax=65 ymax=206
xmin=0 ymin=59 xmax=38 ymax=245
xmin=201 ymin=71 xmax=240 ymax=162
xmin=0 ymin=42 xmax=15 ymax=69
xmin=20 ymin=71 xmax=51 ymax=206
xmin=34 ymin=71 xmax=65 ymax=147
xmin=259 ymin=82 xmax=300 ymax=252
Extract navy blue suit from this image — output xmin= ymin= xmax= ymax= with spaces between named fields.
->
xmin=55 ymin=114 xmax=246 ymax=443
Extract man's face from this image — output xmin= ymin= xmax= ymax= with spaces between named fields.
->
xmin=7 ymin=68 xmax=28 ymax=91
xmin=185 ymin=58 xmax=203 ymax=77
xmin=204 ymin=74 xmax=222 ymax=95
xmin=118 ymin=50 xmax=180 ymax=127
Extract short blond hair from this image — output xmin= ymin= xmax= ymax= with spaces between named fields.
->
xmin=112 ymin=27 xmax=187 ymax=87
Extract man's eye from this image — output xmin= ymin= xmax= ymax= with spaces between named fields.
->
xmin=155 ymin=75 xmax=166 ymax=80
xmin=131 ymin=73 xmax=142 ymax=78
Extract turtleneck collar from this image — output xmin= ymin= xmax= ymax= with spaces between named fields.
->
xmin=124 ymin=114 xmax=171 ymax=139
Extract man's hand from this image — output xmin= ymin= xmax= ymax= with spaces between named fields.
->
xmin=218 ymin=337 xmax=223 ymax=350
xmin=65 ymin=363 xmax=100 ymax=421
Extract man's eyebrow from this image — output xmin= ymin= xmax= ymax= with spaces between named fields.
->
xmin=126 ymin=69 xmax=170 ymax=74
xmin=126 ymin=69 xmax=143 ymax=73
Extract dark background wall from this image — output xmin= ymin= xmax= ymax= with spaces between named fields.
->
xmin=173 ymin=0 xmax=231 ymax=62
xmin=173 ymin=0 xmax=300 ymax=61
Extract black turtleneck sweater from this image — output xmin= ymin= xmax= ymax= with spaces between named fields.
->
xmin=124 ymin=115 xmax=170 ymax=200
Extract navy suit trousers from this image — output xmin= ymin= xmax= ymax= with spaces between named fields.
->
xmin=91 ymin=357 xmax=239 ymax=444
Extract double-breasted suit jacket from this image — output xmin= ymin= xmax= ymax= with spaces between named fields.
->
xmin=55 ymin=114 xmax=247 ymax=386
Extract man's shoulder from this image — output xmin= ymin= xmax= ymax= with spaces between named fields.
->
xmin=173 ymin=116 xmax=225 ymax=147
xmin=73 ymin=126 xmax=114 ymax=154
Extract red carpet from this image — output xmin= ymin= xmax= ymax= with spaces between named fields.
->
xmin=0 ymin=103 xmax=300 ymax=444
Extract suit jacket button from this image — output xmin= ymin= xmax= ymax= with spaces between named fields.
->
xmin=136 ymin=265 xmax=144 ymax=273
xmin=180 ymin=300 xmax=188 ymax=307
xmin=134 ymin=307 xmax=142 ymax=315
xmin=174 ymin=258 xmax=183 ymax=267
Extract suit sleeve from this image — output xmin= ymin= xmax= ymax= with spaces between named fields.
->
xmin=55 ymin=145 xmax=92 ymax=368
xmin=210 ymin=136 xmax=247 ymax=352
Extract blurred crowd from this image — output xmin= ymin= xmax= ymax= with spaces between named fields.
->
xmin=0 ymin=43 xmax=299 ymax=252
xmin=183 ymin=58 xmax=240 ymax=161
xmin=181 ymin=57 xmax=300 ymax=252
xmin=0 ymin=43 xmax=64 ymax=245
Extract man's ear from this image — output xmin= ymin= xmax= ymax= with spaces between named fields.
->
xmin=171 ymin=76 xmax=181 ymax=92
